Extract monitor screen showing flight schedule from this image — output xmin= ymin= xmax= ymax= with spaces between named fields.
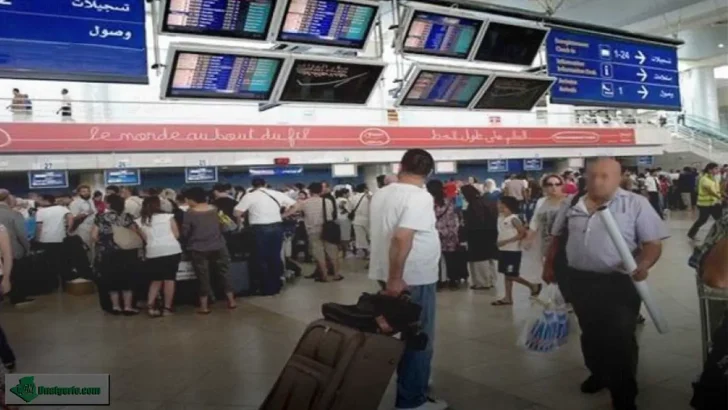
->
xmin=401 ymin=71 xmax=488 ymax=108
xmin=403 ymin=11 xmax=482 ymax=59
xmin=278 ymin=0 xmax=377 ymax=49
xmin=163 ymin=0 xmax=277 ymax=40
xmin=165 ymin=51 xmax=283 ymax=100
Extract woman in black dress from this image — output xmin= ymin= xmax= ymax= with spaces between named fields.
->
xmin=461 ymin=185 xmax=499 ymax=290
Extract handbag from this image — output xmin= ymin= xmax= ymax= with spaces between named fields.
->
xmin=112 ymin=225 xmax=144 ymax=250
xmin=321 ymin=197 xmax=341 ymax=244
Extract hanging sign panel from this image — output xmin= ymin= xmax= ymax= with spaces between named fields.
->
xmin=546 ymin=27 xmax=681 ymax=110
xmin=523 ymin=158 xmax=543 ymax=171
xmin=185 ymin=166 xmax=219 ymax=183
xmin=105 ymin=169 xmax=141 ymax=185
xmin=396 ymin=65 xmax=491 ymax=109
xmin=487 ymin=160 xmax=508 ymax=172
xmin=399 ymin=9 xmax=484 ymax=59
xmin=0 ymin=0 xmax=148 ymax=84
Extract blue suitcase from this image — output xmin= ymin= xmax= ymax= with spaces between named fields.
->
xmin=230 ymin=261 xmax=251 ymax=296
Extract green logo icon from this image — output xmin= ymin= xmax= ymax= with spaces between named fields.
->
xmin=10 ymin=376 xmax=39 ymax=403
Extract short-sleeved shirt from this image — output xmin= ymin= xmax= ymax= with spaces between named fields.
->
xmin=182 ymin=209 xmax=226 ymax=252
xmin=368 ymin=183 xmax=441 ymax=286
xmin=550 ymin=188 xmax=669 ymax=273
xmin=234 ymin=189 xmax=296 ymax=225
xmin=36 ymin=205 xmax=70 ymax=243
xmin=300 ymin=196 xmax=336 ymax=235
xmin=529 ymin=197 xmax=566 ymax=258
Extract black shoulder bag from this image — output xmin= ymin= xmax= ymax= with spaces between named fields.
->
xmin=259 ymin=189 xmax=285 ymax=214
xmin=348 ymin=194 xmax=367 ymax=221
xmin=321 ymin=197 xmax=341 ymax=244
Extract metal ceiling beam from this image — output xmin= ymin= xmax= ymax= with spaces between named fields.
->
xmin=410 ymin=0 xmax=685 ymax=46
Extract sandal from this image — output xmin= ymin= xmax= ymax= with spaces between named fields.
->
xmin=531 ymin=284 xmax=543 ymax=297
xmin=110 ymin=308 xmax=123 ymax=316
xmin=227 ymin=302 xmax=237 ymax=310
xmin=491 ymin=299 xmax=513 ymax=306
xmin=122 ymin=309 xmax=139 ymax=316
xmin=196 ymin=309 xmax=212 ymax=315
xmin=162 ymin=307 xmax=174 ymax=316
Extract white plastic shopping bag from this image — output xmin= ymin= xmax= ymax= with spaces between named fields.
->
xmin=518 ymin=284 xmax=571 ymax=352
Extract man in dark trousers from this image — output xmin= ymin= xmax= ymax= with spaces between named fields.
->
xmin=543 ymin=158 xmax=668 ymax=410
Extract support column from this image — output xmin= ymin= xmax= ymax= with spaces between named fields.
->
xmin=362 ymin=164 xmax=391 ymax=192
xmin=681 ymin=66 xmax=720 ymax=126
xmin=78 ymin=171 xmax=105 ymax=194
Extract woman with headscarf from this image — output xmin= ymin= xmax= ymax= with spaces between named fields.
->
xmin=461 ymin=185 xmax=499 ymax=290
xmin=483 ymin=178 xmax=502 ymax=202
xmin=426 ymin=180 xmax=464 ymax=289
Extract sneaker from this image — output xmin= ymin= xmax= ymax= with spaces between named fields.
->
xmin=395 ymin=397 xmax=448 ymax=410
xmin=580 ymin=375 xmax=606 ymax=394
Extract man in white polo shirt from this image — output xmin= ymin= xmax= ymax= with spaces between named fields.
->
xmin=35 ymin=194 xmax=73 ymax=283
xmin=369 ymin=149 xmax=446 ymax=410
xmin=235 ymin=178 xmax=295 ymax=296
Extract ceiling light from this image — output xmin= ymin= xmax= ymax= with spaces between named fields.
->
xmin=720 ymin=43 xmax=725 ymax=48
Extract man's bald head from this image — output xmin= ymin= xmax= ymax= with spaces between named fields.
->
xmin=587 ymin=158 xmax=622 ymax=199
xmin=0 ymin=189 xmax=9 ymax=204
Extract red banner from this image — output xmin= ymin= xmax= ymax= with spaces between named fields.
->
xmin=0 ymin=123 xmax=636 ymax=153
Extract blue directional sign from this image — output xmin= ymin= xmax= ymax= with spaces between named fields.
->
xmin=546 ymin=27 xmax=681 ymax=110
xmin=487 ymin=160 xmax=508 ymax=173
xmin=523 ymin=158 xmax=543 ymax=171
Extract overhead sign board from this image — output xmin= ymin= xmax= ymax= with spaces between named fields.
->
xmin=546 ymin=27 xmax=681 ymax=110
xmin=0 ymin=0 xmax=148 ymax=84
xmin=523 ymin=158 xmax=543 ymax=171
xmin=637 ymin=155 xmax=654 ymax=167
xmin=185 ymin=166 xmax=218 ymax=183
xmin=28 ymin=170 xmax=69 ymax=190
xmin=487 ymin=160 xmax=508 ymax=173
xmin=105 ymin=169 xmax=141 ymax=185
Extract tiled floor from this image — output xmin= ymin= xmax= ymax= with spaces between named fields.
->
xmin=0 ymin=212 xmax=709 ymax=410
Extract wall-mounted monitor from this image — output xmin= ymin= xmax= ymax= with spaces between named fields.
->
xmin=274 ymin=0 xmax=378 ymax=50
xmin=185 ymin=166 xmax=219 ymax=183
xmin=105 ymin=169 xmax=141 ymax=186
xmin=332 ymin=163 xmax=358 ymax=177
xmin=277 ymin=56 xmax=384 ymax=104
xmin=161 ymin=45 xmax=285 ymax=101
xmin=435 ymin=161 xmax=457 ymax=174
xmin=487 ymin=160 xmax=508 ymax=173
xmin=523 ymin=158 xmax=543 ymax=171
xmin=472 ymin=21 xmax=548 ymax=66
xmin=161 ymin=0 xmax=278 ymax=41
xmin=0 ymin=1 xmax=147 ymax=84
xmin=399 ymin=9 xmax=484 ymax=59
xmin=28 ymin=171 xmax=69 ymax=190
xmin=396 ymin=65 xmax=491 ymax=109
xmin=471 ymin=74 xmax=554 ymax=111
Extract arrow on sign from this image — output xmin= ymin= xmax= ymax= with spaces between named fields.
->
xmin=636 ymin=50 xmax=646 ymax=65
xmin=637 ymin=68 xmax=648 ymax=82
xmin=638 ymin=85 xmax=649 ymax=99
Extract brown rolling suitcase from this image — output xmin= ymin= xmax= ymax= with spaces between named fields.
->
xmin=260 ymin=319 xmax=405 ymax=410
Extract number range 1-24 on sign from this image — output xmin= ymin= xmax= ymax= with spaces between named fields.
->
xmin=546 ymin=27 xmax=681 ymax=110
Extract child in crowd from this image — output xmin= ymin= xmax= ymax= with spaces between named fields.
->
xmin=492 ymin=196 xmax=542 ymax=306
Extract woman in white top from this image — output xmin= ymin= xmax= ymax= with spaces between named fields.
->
xmin=335 ymin=189 xmax=352 ymax=258
xmin=136 ymin=197 xmax=182 ymax=317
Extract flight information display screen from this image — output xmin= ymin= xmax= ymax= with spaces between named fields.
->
xmin=162 ymin=0 xmax=277 ymax=40
xmin=28 ymin=171 xmax=69 ymax=190
xmin=473 ymin=76 xmax=553 ymax=110
xmin=401 ymin=71 xmax=488 ymax=108
xmin=165 ymin=51 xmax=284 ymax=100
xmin=278 ymin=0 xmax=377 ymax=49
xmin=473 ymin=22 xmax=548 ymax=65
xmin=105 ymin=169 xmax=141 ymax=186
xmin=279 ymin=59 xmax=382 ymax=104
xmin=402 ymin=11 xmax=482 ymax=59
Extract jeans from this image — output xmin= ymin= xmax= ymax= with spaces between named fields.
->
xmin=396 ymin=283 xmax=436 ymax=409
xmin=688 ymin=205 xmax=723 ymax=238
xmin=567 ymin=269 xmax=641 ymax=410
xmin=251 ymin=223 xmax=284 ymax=296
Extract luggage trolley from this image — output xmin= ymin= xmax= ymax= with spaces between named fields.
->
xmin=696 ymin=275 xmax=728 ymax=363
